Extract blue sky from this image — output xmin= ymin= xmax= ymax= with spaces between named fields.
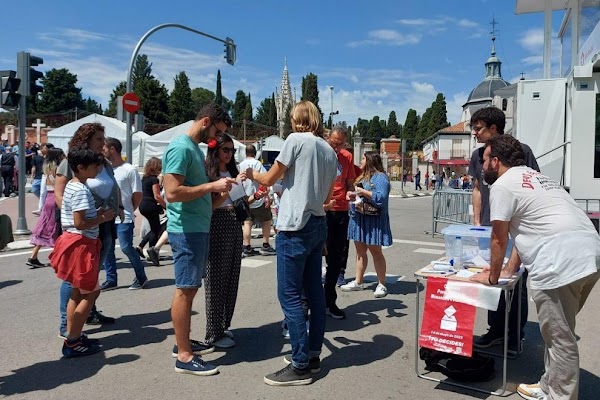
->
xmin=1 ymin=0 xmax=565 ymax=127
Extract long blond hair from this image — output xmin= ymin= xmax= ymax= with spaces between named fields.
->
xmin=355 ymin=151 xmax=386 ymax=185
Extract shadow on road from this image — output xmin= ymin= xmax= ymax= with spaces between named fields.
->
xmin=326 ymin=298 xmax=408 ymax=334
xmin=0 ymin=354 xmax=139 ymax=397
xmin=0 ymin=280 xmax=22 ymax=290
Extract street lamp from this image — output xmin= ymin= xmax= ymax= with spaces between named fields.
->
xmin=124 ymin=23 xmax=236 ymax=163
xmin=328 ymin=85 xmax=334 ymax=127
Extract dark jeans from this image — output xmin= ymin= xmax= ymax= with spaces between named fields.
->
xmin=1 ymin=166 xmax=14 ymax=197
xmin=487 ymin=269 xmax=529 ymax=343
xmin=415 ymin=178 xmax=422 ymax=190
xmin=276 ymin=215 xmax=327 ymax=370
xmin=139 ymin=200 xmax=162 ymax=247
xmin=324 ymin=211 xmax=350 ymax=307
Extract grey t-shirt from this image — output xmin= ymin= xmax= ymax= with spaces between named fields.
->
xmin=275 ymin=133 xmax=337 ymax=231
xmin=468 ymin=141 xmax=539 ymax=226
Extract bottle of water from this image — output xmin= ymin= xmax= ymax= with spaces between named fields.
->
xmin=447 ymin=236 xmax=463 ymax=269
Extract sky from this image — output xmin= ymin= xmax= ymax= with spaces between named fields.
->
xmin=1 ymin=0 xmax=566 ymax=128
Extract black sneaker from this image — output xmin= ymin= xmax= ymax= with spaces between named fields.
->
xmin=26 ymin=258 xmax=45 ymax=269
xmin=86 ymin=310 xmax=116 ymax=325
xmin=62 ymin=337 xmax=103 ymax=358
xmin=242 ymin=247 xmax=260 ymax=257
xmin=147 ymin=246 xmax=160 ymax=266
xmin=259 ymin=244 xmax=276 ymax=256
xmin=326 ymin=305 xmax=346 ymax=320
xmin=58 ymin=331 xmax=99 ymax=345
xmin=264 ymin=364 xmax=312 ymax=386
xmin=473 ymin=331 xmax=504 ymax=348
xmin=175 ymin=355 xmax=219 ymax=376
xmin=172 ymin=339 xmax=215 ymax=357
xmin=508 ymin=340 xmax=524 ymax=356
xmin=283 ymin=355 xmax=321 ymax=373
xmin=100 ymin=281 xmax=118 ymax=291
xmin=135 ymin=246 xmax=145 ymax=259
xmin=129 ymin=277 xmax=148 ymax=290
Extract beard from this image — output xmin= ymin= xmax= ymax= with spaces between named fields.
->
xmin=483 ymin=167 xmax=499 ymax=185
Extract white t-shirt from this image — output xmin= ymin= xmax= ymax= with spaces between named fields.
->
xmin=218 ymin=170 xmax=233 ymax=208
xmin=62 ymin=181 xmax=98 ymax=239
xmin=490 ymin=166 xmax=600 ymax=290
xmin=239 ymin=157 xmax=266 ymax=209
xmin=275 ymin=133 xmax=337 ymax=231
xmin=113 ymin=162 xmax=142 ymax=224
xmin=87 ymin=165 xmax=114 ymax=200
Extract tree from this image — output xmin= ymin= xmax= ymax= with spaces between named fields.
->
xmin=282 ymin=102 xmax=293 ymax=137
xmin=269 ymin=93 xmax=277 ymax=127
xmin=255 ymin=96 xmax=272 ymax=126
xmin=36 ymin=68 xmax=84 ymax=114
xmin=403 ymin=109 xmax=419 ymax=152
xmin=130 ymin=54 xmax=170 ymax=124
xmin=367 ymin=116 xmax=385 ymax=143
xmin=387 ymin=111 xmax=401 ymax=138
xmin=168 ymin=71 xmax=195 ymax=125
xmin=232 ymin=90 xmax=247 ymax=122
xmin=415 ymin=106 xmax=432 ymax=150
xmin=215 ymin=70 xmax=223 ymax=106
xmin=83 ymin=97 xmax=103 ymax=114
xmin=191 ymin=87 xmax=215 ymax=112
xmin=355 ymin=118 xmax=369 ymax=138
xmin=244 ymin=93 xmax=253 ymax=121
xmin=428 ymin=93 xmax=451 ymax=131
xmin=300 ymin=73 xmax=322 ymax=119
xmin=106 ymin=81 xmax=127 ymax=118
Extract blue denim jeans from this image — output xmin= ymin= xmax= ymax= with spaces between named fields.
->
xmin=31 ymin=178 xmax=41 ymax=198
xmin=103 ymin=222 xmax=147 ymax=284
xmin=276 ymin=215 xmax=327 ymax=370
xmin=59 ymin=221 xmax=115 ymax=332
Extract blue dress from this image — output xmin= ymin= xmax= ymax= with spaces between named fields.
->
xmin=347 ymin=172 xmax=392 ymax=246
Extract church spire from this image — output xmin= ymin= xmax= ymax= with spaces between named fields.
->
xmin=484 ymin=17 xmax=502 ymax=80
xmin=276 ymin=58 xmax=294 ymax=137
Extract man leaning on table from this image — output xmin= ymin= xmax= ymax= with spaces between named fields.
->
xmin=470 ymin=134 xmax=600 ymax=400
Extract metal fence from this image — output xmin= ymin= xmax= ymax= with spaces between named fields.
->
xmin=431 ymin=188 xmax=473 ymax=237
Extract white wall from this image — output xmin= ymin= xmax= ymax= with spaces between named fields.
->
xmin=437 ymin=134 xmax=471 ymax=160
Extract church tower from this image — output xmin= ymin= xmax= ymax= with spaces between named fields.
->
xmin=275 ymin=58 xmax=294 ymax=137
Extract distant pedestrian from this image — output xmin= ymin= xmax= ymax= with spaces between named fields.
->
xmin=414 ymin=169 xmax=422 ymax=191
xmin=138 ymin=157 xmax=166 ymax=266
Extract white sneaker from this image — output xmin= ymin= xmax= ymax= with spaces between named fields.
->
xmin=374 ymin=284 xmax=388 ymax=298
xmin=213 ymin=336 xmax=235 ymax=348
xmin=517 ymin=383 xmax=547 ymax=400
xmin=341 ymin=280 xmax=364 ymax=292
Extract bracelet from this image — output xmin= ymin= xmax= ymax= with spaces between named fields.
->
xmin=253 ymin=192 xmax=260 ymax=200
xmin=488 ymin=276 xmax=496 ymax=285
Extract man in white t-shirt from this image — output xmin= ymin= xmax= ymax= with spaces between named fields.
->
xmin=104 ymin=138 xmax=148 ymax=290
xmin=471 ymin=135 xmax=600 ymax=400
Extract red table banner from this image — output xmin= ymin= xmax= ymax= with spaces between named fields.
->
xmin=419 ymin=277 xmax=476 ymax=356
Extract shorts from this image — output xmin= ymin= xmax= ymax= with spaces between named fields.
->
xmin=169 ymin=232 xmax=209 ymax=289
xmin=247 ymin=204 xmax=272 ymax=223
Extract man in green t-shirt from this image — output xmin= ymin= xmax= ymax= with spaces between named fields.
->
xmin=162 ymin=103 xmax=235 ymax=376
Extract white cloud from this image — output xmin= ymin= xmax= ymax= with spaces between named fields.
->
xmin=347 ymin=29 xmax=421 ymax=47
xmin=447 ymin=91 xmax=469 ymax=125
xmin=457 ymin=19 xmax=479 ymax=28
xmin=397 ymin=18 xmax=446 ymax=26
xmin=411 ymin=82 xmax=435 ymax=94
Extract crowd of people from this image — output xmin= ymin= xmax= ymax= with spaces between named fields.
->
xmin=13 ymin=103 xmax=600 ymax=398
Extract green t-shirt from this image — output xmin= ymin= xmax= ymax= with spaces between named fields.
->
xmin=162 ymin=134 xmax=212 ymax=233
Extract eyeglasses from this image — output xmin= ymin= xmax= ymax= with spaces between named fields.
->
xmin=221 ymin=147 xmax=236 ymax=155
xmin=471 ymin=125 xmax=487 ymax=133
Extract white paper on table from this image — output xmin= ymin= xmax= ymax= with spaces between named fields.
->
xmin=455 ymin=270 xmax=476 ymax=279
xmin=228 ymin=180 xmax=247 ymax=201
xmin=443 ymin=280 xmax=502 ymax=311
xmin=471 ymin=255 xmax=489 ymax=267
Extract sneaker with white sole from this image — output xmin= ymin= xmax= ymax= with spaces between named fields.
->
xmin=213 ymin=336 xmax=235 ymax=348
xmin=283 ymin=354 xmax=321 ymax=373
xmin=517 ymin=382 xmax=547 ymax=400
xmin=259 ymin=244 xmax=276 ymax=256
xmin=264 ymin=364 xmax=312 ymax=386
xmin=340 ymin=280 xmax=364 ymax=291
xmin=374 ymin=283 xmax=388 ymax=298
xmin=175 ymin=355 xmax=219 ymax=376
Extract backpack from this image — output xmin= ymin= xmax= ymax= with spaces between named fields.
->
xmin=0 ymin=214 xmax=14 ymax=250
xmin=1 ymin=152 xmax=15 ymax=167
xmin=419 ymin=347 xmax=495 ymax=382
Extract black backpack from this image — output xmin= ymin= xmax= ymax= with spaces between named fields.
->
xmin=1 ymin=152 xmax=15 ymax=167
xmin=419 ymin=347 xmax=495 ymax=382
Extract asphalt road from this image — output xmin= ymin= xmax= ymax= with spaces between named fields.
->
xmin=0 ymin=195 xmax=599 ymax=400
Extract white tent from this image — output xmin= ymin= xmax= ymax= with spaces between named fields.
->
xmin=46 ymin=114 xmax=145 ymax=165
xmin=141 ymin=120 xmax=247 ymax=166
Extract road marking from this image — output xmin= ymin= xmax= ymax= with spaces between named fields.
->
xmin=413 ymin=248 xmax=445 ymax=255
xmin=392 ymin=239 xmax=445 ymax=247
xmin=241 ymin=258 xmax=272 ymax=268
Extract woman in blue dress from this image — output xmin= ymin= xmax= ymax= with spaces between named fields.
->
xmin=341 ymin=151 xmax=392 ymax=298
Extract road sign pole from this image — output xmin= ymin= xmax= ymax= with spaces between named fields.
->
xmin=14 ymin=94 xmax=30 ymax=235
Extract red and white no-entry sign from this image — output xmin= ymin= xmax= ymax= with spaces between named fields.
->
xmin=122 ymin=92 xmax=141 ymax=113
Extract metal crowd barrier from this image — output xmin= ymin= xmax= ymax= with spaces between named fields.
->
xmin=431 ymin=188 xmax=473 ymax=237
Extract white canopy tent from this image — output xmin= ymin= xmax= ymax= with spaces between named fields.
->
xmin=47 ymin=114 xmax=147 ymax=165
xmin=140 ymin=120 xmax=247 ymax=166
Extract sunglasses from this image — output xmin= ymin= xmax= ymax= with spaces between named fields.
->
xmin=220 ymin=147 xmax=236 ymax=155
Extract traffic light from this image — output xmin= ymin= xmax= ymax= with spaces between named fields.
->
xmin=17 ymin=51 xmax=44 ymax=97
xmin=224 ymin=37 xmax=236 ymax=66
xmin=0 ymin=70 xmax=21 ymax=109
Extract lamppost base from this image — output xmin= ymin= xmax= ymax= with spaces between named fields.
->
xmin=14 ymin=229 xmax=32 ymax=235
